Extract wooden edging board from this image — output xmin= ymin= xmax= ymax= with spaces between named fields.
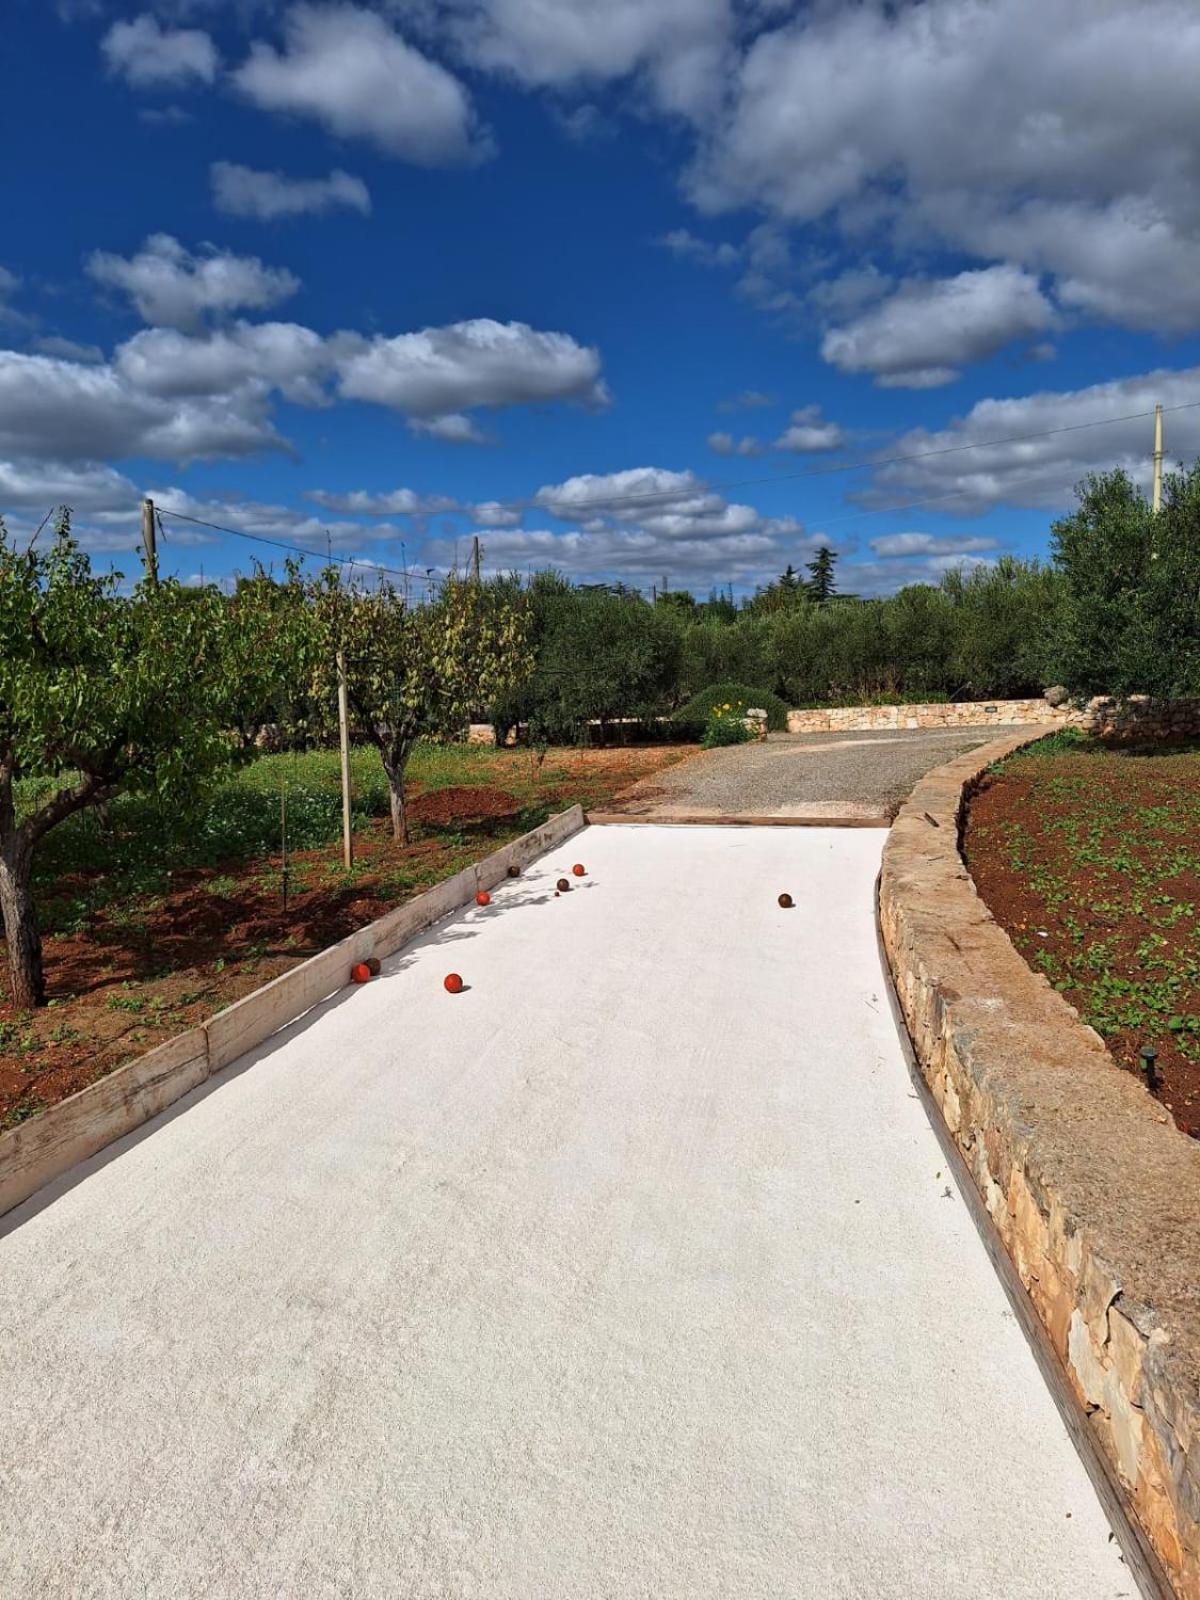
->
xmin=0 ymin=804 xmax=586 ymax=1223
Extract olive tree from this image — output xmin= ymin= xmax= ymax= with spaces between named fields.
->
xmin=0 ymin=517 xmax=296 ymax=1009
xmin=312 ymin=571 xmax=531 ymax=844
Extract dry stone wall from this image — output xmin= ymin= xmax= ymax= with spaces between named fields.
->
xmin=786 ymin=699 xmax=1068 ymax=733
xmin=880 ymin=731 xmax=1200 ymax=1595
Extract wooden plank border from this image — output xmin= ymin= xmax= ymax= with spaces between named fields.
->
xmin=0 ymin=804 xmax=585 ymax=1222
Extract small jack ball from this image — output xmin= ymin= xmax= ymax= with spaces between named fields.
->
xmin=444 ymin=972 xmax=464 ymax=994
xmin=475 ymin=890 xmax=491 ymax=907
xmin=365 ymin=956 xmax=381 ymax=976
xmin=507 ymin=864 xmax=521 ymax=878
xmin=571 ymin=863 xmax=586 ymax=877
xmin=556 ymin=877 xmax=571 ymax=892
xmin=351 ymin=962 xmax=372 ymax=984
xmin=778 ymin=893 xmax=794 ymax=909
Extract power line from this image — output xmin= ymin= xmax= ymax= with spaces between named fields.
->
xmin=155 ymin=506 xmax=443 ymax=587
xmin=151 ymin=395 xmax=1194 ymax=588
xmin=416 ymin=397 xmax=1200 ymax=519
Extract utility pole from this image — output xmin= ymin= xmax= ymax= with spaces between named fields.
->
xmin=1152 ymin=402 xmax=1164 ymax=514
xmin=141 ymin=497 xmax=158 ymax=587
xmin=471 ymin=534 xmax=481 ymax=585
xmin=336 ymin=648 xmax=354 ymax=871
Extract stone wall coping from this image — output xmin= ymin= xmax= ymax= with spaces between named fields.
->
xmin=880 ymin=730 xmax=1200 ymax=1595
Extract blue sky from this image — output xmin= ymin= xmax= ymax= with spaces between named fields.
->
xmin=6 ymin=0 xmax=1200 ymax=597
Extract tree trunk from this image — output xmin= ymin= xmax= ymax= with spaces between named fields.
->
xmin=0 ymin=833 xmax=43 ymax=1010
xmin=388 ymin=780 xmax=409 ymax=846
xmin=381 ymin=740 xmax=414 ymax=846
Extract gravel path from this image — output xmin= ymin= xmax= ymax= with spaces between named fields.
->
xmin=0 ymin=826 xmax=1125 ymax=1598
xmin=608 ymin=725 xmax=1038 ymax=820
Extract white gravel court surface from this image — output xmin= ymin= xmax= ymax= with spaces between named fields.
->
xmin=0 ymin=825 xmax=1131 ymax=1599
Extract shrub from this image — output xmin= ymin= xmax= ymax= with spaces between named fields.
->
xmin=674 ymin=681 xmax=790 ymax=732
xmin=701 ymin=705 xmax=757 ymax=748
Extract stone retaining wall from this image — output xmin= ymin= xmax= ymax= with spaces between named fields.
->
xmin=880 ymin=732 xmax=1200 ymax=1596
xmin=786 ymin=699 xmax=1069 ymax=733
xmin=1085 ymin=696 xmax=1200 ymax=740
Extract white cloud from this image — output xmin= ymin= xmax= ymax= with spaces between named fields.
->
xmin=773 ymin=404 xmax=846 ymax=452
xmin=0 ymin=349 xmax=285 ymax=464
xmin=211 ymin=162 xmax=371 ymax=220
xmin=306 ymin=487 xmax=458 ymax=515
xmin=335 ymin=318 xmax=607 ymax=417
xmin=408 ymin=412 xmax=489 ymax=444
xmin=658 ymin=228 xmax=739 ymax=268
xmin=0 ymin=267 xmax=31 ymax=330
xmin=820 ymin=266 xmax=1055 ymax=388
xmin=469 ymin=499 xmax=522 ymax=527
xmin=87 ymin=234 xmax=300 ymax=329
xmin=0 ymin=305 xmax=611 ymax=472
xmin=718 ymin=388 xmax=772 ymax=412
xmin=114 ymin=321 xmax=330 ymax=404
xmin=32 ymin=335 xmax=105 ymax=364
xmin=512 ymin=463 xmax=811 ymax=587
xmin=146 ymin=488 xmax=410 ymax=555
xmin=425 ymin=524 xmax=805 ymax=587
xmin=708 ymin=431 xmax=763 ymax=457
xmin=102 ymin=14 xmax=218 ymax=88
xmin=138 ymin=105 xmax=192 ymax=127
xmin=860 ymin=365 xmax=1200 ymax=515
xmin=869 ymin=532 xmax=997 ymax=558
xmin=687 ymin=0 xmax=1200 ymax=337
xmin=447 ymin=0 xmax=733 ymax=120
xmin=846 ymin=552 xmax=995 ymax=598
xmin=0 ymin=458 xmax=141 ymax=516
xmin=234 ymin=3 xmax=489 ymax=166
xmin=534 ymin=466 xmax=712 ymax=523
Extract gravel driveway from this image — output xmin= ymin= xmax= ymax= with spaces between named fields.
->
xmin=604 ymin=725 xmax=1039 ymax=821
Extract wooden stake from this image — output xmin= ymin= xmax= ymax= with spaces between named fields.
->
xmin=471 ymin=534 xmax=481 ymax=585
xmin=1152 ymin=402 xmax=1164 ymax=514
xmin=280 ymin=779 xmax=289 ymax=913
xmin=336 ymin=648 xmax=353 ymax=871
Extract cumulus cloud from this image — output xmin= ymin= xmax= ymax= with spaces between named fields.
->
xmin=446 ymin=0 xmax=733 ymax=120
xmin=0 ymin=349 xmax=285 ymax=465
xmin=408 ymin=412 xmax=489 ymax=444
xmin=306 ymin=487 xmax=458 ymax=516
xmin=658 ymin=228 xmax=739 ymax=268
xmin=687 ymin=0 xmax=1200 ymax=338
xmin=708 ymin=431 xmax=763 ymax=457
xmin=233 ymin=4 xmax=489 ymax=166
xmin=334 ymin=318 xmax=607 ymax=418
xmin=869 ymin=532 xmax=998 ymax=559
xmin=507 ymin=463 xmax=813 ymax=587
xmin=773 ymin=404 xmax=847 ymax=452
xmin=87 ymin=234 xmax=300 ymax=330
xmin=102 ymin=14 xmax=218 ymax=88
xmin=211 ymin=162 xmax=371 ymax=220
xmin=846 ymin=551 xmax=996 ymax=598
xmin=114 ymin=321 xmax=330 ymax=405
xmin=820 ymin=266 xmax=1055 ymax=388
xmin=0 ymin=308 xmax=611 ymax=473
xmin=32 ymin=335 xmax=105 ymax=364
xmin=0 ymin=458 xmax=142 ymax=516
xmin=860 ymin=366 xmax=1200 ymax=515
xmin=469 ymin=499 xmax=522 ymax=527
